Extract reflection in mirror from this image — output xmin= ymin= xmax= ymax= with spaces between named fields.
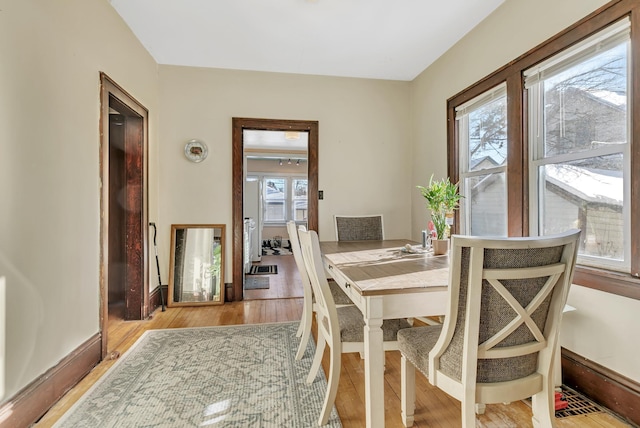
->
xmin=168 ymin=224 xmax=225 ymax=306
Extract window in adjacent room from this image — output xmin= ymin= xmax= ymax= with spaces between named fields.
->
xmin=292 ymin=178 xmax=308 ymax=222
xmin=264 ymin=177 xmax=287 ymax=223
xmin=263 ymin=176 xmax=308 ymax=224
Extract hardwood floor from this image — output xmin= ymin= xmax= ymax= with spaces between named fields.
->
xmin=34 ymin=255 xmax=631 ymax=427
xmin=243 ymin=254 xmax=303 ymax=300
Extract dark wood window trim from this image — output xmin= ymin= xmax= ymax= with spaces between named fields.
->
xmin=447 ymin=0 xmax=640 ymax=301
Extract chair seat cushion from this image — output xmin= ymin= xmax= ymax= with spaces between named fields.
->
xmin=337 ymin=306 xmax=411 ymax=342
xmin=328 ymin=280 xmax=352 ymax=305
xmin=397 ymin=325 xmax=443 ymax=377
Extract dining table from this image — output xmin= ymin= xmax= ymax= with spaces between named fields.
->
xmin=320 ymin=239 xmax=450 ymax=428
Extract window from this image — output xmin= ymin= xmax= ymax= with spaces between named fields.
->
xmin=526 ymin=18 xmax=630 ymax=271
xmin=263 ymin=176 xmax=308 ymax=224
xmin=456 ymin=84 xmax=508 ymax=236
xmin=292 ymin=179 xmax=308 ymax=221
xmin=264 ymin=178 xmax=287 ymax=222
xmin=447 ymin=5 xmax=640 ymax=298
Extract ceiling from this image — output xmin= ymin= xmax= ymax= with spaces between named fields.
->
xmin=109 ymin=0 xmax=505 ymax=81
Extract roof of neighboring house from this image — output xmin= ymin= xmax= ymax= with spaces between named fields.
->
xmin=545 ymin=163 xmax=623 ymax=206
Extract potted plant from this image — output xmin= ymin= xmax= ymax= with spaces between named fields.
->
xmin=417 ymin=175 xmax=462 ymax=255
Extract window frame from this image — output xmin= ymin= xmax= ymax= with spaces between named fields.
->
xmin=446 ymin=0 xmax=640 ymax=301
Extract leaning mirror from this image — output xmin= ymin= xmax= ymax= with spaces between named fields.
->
xmin=168 ymin=224 xmax=225 ymax=306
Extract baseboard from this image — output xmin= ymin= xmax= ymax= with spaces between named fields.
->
xmin=562 ymin=347 xmax=640 ymax=427
xmin=149 ymin=285 xmax=168 ymax=311
xmin=0 ymin=334 xmax=101 ymax=428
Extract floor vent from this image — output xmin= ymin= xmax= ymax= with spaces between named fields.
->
xmin=555 ymin=387 xmax=604 ymax=418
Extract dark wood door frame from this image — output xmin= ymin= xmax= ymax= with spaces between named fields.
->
xmin=232 ymin=118 xmax=319 ymax=301
xmin=99 ymin=73 xmax=149 ymax=357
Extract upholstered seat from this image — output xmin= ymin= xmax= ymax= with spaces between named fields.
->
xmin=334 ymin=214 xmax=384 ymax=241
xmin=398 ymin=230 xmax=581 ymax=428
xmin=337 ymin=305 xmax=411 ymax=342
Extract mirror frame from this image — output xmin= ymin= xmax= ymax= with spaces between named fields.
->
xmin=168 ymin=224 xmax=225 ymax=307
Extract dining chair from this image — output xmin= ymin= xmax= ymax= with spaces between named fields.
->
xmin=333 ymin=214 xmax=384 ymax=241
xmin=298 ymin=227 xmax=411 ymax=426
xmin=398 ymin=229 xmax=581 ymax=428
xmin=286 ymin=221 xmax=353 ymax=361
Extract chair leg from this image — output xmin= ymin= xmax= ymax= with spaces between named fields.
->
xmin=475 ymin=403 xmax=486 ymax=414
xmin=531 ymin=381 xmax=556 ymax=428
xmin=400 ymin=355 xmax=416 ymax=427
xmin=461 ymin=394 xmax=477 ymax=428
xmin=318 ymin=337 xmax=341 ymax=426
xmin=306 ymin=332 xmax=326 ymax=384
xmin=295 ymin=303 xmax=314 ymax=360
xmin=296 ymin=304 xmax=305 ymax=338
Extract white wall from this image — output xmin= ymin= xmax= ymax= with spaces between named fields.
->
xmin=0 ymin=0 xmax=159 ymax=400
xmin=157 ymin=66 xmax=412 ymax=283
xmin=562 ymin=286 xmax=640 ymax=380
xmin=410 ymin=0 xmax=640 ymax=383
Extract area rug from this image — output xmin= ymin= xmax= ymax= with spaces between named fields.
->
xmin=244 ymin=276 xmax=270 ymax=290
xmin=248 ymin=264 xmax=278 ymax=275
xmin=53 ymin=322 xmax=341 ymax=428
xmin=262 ymin=247 xmax=293 ymax=256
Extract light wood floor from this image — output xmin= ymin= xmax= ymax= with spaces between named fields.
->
xmin=35 ymin=256 xmax=631 ymax=428
xmin=243 ymin=254 xmax=303 ymax=300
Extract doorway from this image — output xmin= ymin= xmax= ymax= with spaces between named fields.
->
xmin=232 ymin=118 xmax=319 ymax=301
xmin=99 ymin=73 xmax=149 ymax=358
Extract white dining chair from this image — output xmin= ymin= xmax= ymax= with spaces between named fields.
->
xmin=298 ymin=227 xmax=411 ymax=426
xmin=286 ymin=221 xmax=353 ymax=361
xmin=398 ymin=229 xmax=581 ymax=428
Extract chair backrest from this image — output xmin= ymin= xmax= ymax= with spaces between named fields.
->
xmin=333 ymin=214 xmax=384 ymax=241
xmin=298 ymin=227 xmax=341 ymax=348
xmin=286 ymin=221 xmax=313 ymax=309
xmin=429 ymin=229 xmax=580 ymax=402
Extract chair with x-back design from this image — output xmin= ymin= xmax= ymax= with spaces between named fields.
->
xmin=398 ymin=229 xmax=580 ymax=428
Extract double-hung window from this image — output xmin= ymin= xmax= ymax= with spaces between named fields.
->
xmin=525 ymin=18 xmax=630 ymax=271
xmin=264 ymin=177 xmax=287 ymax=223
xmin=456 ymin=83 xmax=508 ymax=236
xmin=263 ymin=176 xmax=308 ymax=224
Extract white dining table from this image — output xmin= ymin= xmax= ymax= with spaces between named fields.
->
xmin=320 ymin=239 xmax=450 ymax=428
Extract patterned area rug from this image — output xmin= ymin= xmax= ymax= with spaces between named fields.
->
xmin=248 ymin=265 xmax=278 ymax=275
xmin=54 ymin=322 xmax=341 ymax=428
xmin=262 ymin=247 xmax=293 ymax=256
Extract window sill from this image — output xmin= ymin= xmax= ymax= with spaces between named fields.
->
xmin=573 ymin=266 xmax=640 ymax=301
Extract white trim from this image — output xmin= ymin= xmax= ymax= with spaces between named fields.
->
xmin=455 ymin=82 xmax=506 ymax=118
xmin=524 ymin=17 xmax=630 ymax=88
